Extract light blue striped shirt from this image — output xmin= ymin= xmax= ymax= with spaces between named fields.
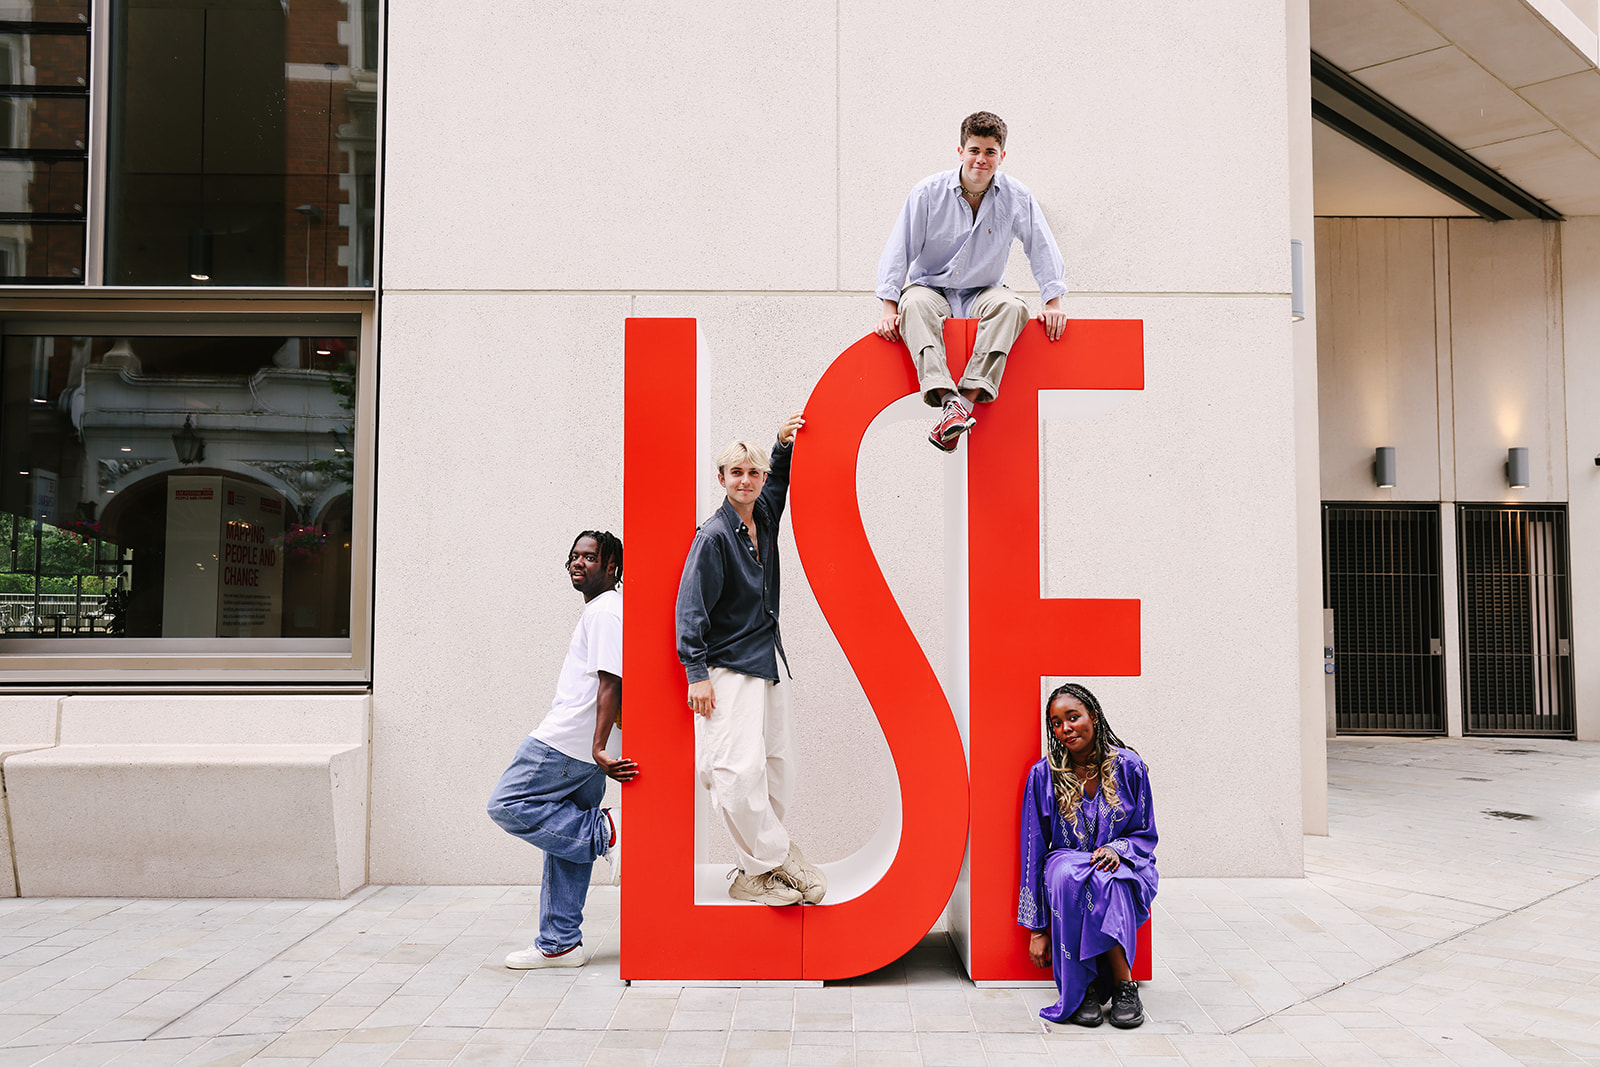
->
xmin=876 ymin=168 xmax=1067 ymax=318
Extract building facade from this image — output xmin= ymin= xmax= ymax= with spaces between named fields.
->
xmin=0 ymin=0 xmax=1593 ymax=927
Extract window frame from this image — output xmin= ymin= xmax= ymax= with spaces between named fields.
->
xmin=0 ymin=289 xmax=376 ymax=685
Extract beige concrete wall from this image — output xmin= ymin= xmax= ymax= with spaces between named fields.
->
xmin=1561 ymin=218 xmax=1600 ymax=740
xmin=1315 ymin=218 xmax=1445 ymax=502
xmin=1289 ymin=0 xmax=1328 ymax=837
xmin=1446 ymin=221 xmax=1567 ymax=504
xmin=373 ymin=0 xmax=1304 ymax=884
xmin=1317 ymin=218 xmax=1567 ymax=506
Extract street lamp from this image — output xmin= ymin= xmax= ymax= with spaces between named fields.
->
xmin=172 ymin=416 xmax=205 ymax=465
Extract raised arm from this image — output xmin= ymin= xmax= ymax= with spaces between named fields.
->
xmin=759 ymin=410 xmax=803 ymax=523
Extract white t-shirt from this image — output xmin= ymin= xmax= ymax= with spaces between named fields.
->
xmin=531 ymin=589 xmax=622 ymax=763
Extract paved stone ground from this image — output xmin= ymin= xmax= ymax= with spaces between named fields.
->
xmin=0 ymin=737 xmax=1596 ymax=1065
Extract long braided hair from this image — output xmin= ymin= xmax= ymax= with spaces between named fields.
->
xmin=1044 ymin=682 xmax=1134 ymax=824
xmin=568 ymin=530 xmax=624 ymax=588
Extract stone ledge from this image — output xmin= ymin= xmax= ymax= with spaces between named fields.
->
xmin=6 ymin=742 xmax=367 ymax=898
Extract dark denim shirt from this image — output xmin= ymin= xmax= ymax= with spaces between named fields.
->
xmin=676 ymin=439 xmax=792 ymax=684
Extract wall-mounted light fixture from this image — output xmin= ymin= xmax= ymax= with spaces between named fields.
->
xmin=1290 ymin=239 xmax=1306 ymax=322
xmin=1373 ymin=446 xmax=1396 ymax=488
xmin=172 ymin=415 xmax=205 ymax=465
xmin=1505 ymin=447 xmax=1530 ymax=489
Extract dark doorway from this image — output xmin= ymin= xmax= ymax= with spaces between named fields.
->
xmin=1322 ymin=503 xmax=1446 ymax=734
xmin=1457 ymin=505 xmax=1575 ymax=737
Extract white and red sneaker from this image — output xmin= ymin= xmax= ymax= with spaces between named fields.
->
xmin=928 ymin=398 xmax=976 ymax=451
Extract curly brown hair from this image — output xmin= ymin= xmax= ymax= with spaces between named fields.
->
xmin=960 ymin=111 xmax=1007 ymax=148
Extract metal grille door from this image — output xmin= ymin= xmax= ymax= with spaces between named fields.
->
xmin=1458 ymin=505 xmax=1575 ymax=736
xmin=1322 ymin=504 xmax=1445 ymax=734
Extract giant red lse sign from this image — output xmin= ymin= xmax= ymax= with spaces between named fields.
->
xmin=622 ymin=317 xmax=1145 ymax=982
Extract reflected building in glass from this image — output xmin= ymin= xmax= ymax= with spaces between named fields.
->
xmin=0 ymin=330 xmax=357 ymax=640
xmin=0 ymin=0 xmax=377 ymax=286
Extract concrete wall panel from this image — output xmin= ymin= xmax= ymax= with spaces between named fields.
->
xmin=370 ymin=293 xmax=630 ymax=885
xmin=1314 ymin=218 xmax=1442 ymax=501
xmin=373 ymin=2 xmax=1305 ymax=887
xmin=382 ymin=3 xmax=838 ymax=292
xmin=839 ymin=1 xmax=1293 ymax=298
xmin=1446 ymin=220 xmax=1566 ymax=503
xmin=1561 ymin=218 xmax=1600 ymax=740
xmin=1042 ymin=297 xmax=1302 ymax=877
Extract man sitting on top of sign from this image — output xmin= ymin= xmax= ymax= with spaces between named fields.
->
xmin=676 ymin=411 xmax=826 ymax=907
xmin=874 ymin=110 xmax=1069 ymax=452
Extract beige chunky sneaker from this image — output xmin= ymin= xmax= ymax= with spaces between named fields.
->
xmin=727 ymin=867 xmax=803 ymax=906
xmin=778 ymin=842 xmax=827 ymax=904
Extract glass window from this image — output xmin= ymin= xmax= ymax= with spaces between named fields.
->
xmin=100 ymin=0 xmax=378 ymax=287
xmin=0 ymin=3 xmax=91 ymax=284
xmin=0 ymin=323 xmax=358 ymax=644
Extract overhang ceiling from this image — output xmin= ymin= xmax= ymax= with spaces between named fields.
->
xmin=1313 ymin=122 xmax=1476 ymax=215
xmin=1311 ymin=0 xmax=1600 ymax=216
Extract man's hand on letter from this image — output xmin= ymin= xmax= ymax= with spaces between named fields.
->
xmin=874 ymin=299 xmax=902 ymax=343
xmin=594 ymin=750 xmax=638 ymax=783
xmin=778 ymin=409 xmax=805 ymax=446
xmin=688 ymin=679 xmax=716 ymax=717
xmin=1040 ymin=296 xmax=1067 ymax=342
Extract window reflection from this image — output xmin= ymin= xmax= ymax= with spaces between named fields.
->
xmin=0 ymin=3 xmax=91 ymax=283
xmin=0 ymin=330 xmax=356 ymax=639
xmin=105 ymin=0 xmax=378 ymax=286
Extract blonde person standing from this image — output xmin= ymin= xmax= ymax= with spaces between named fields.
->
xmin=675 ymin=411 xmax=825 ymax=906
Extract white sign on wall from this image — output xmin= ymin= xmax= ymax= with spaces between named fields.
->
xmin=161 ymin=475 xmax=286 ymax=637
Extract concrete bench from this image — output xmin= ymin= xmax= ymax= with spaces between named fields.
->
xmin=0 ymin=696 xmax=65 ymax=897
xmin=4 ymin=694 xmax=369 ymax=898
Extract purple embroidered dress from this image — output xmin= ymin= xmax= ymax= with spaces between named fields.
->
xmin=1017 ymin=747 xmax=1159 ymax=1023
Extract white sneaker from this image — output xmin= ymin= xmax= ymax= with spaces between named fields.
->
xmin=504 ymin=943 xmax=586 ymax=969
xmin=778 ymin=842 xmax=827 ymax=904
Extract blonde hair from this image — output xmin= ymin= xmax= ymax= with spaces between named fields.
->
xmin=715 ymin=439 xmax=771 ymax=477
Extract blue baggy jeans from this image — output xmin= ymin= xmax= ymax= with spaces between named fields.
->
xmin=486 ymin=736 xmax=612 ymax=955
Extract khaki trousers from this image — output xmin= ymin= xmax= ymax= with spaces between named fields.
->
xmin=695 ymin=666 xmax=794 ymax=875
xmin=899 ymin=284 xmax=1030 ymax=406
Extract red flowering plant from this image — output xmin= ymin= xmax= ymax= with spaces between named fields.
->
xmin=53 ymin=520 xmax=103 ymax=543
xmin=274 ymin=524 xmax=329 ymax=562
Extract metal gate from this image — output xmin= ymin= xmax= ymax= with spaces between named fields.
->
xmin=1322 ymin=504 xmax=1445 ymax=734
xmin=1457 ymin=505 xmax=1575 ymax=736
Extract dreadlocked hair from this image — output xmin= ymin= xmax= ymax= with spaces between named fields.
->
xmin=569 ymin=530 xmax=624 ymax=587
xmin=1044 ymin=682 xmax=1135 ymax=825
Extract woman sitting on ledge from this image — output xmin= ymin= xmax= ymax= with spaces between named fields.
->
xmin=1019 ymin=682 xmax=1158 ymax=1028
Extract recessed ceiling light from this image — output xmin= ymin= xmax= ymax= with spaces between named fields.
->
xmin=120 ymin=447 xmax=132 ymax=452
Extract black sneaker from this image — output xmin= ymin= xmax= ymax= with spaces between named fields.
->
xmin=1106 ymin=980 xmax=1144 ymax=1028
xmin=1066 ymin=992 xmax=1103 ymax=1027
